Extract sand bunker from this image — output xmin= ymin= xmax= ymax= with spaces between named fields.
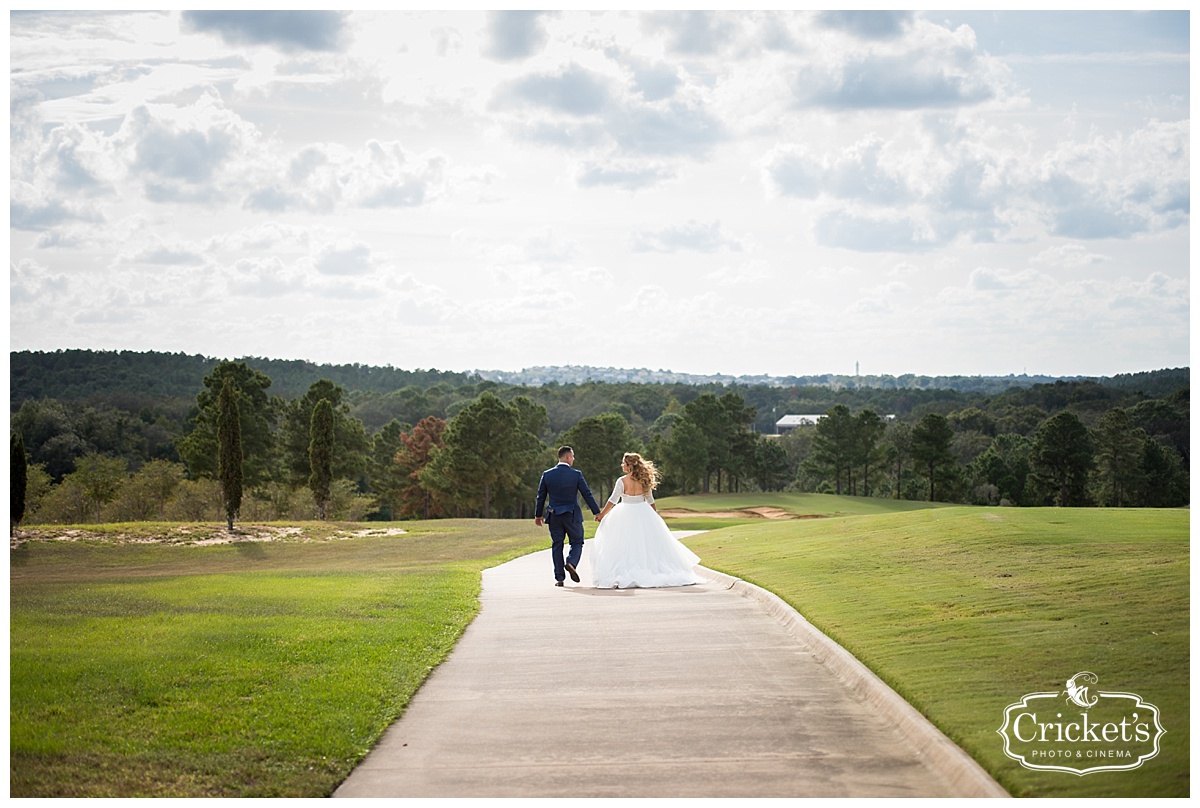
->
xmin=659 ymin=507 xmax=823 ymax=520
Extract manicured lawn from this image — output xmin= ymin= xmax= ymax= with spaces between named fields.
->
xmin=13 ymin=508 xmax=1188 ymax=798
xmin=683 ymin=507 xmax=1189 ymax=797
xmin=10 ymin=520 xmax=547 ymax=797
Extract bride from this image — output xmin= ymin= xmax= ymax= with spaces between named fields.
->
xmin=590 ymin=452 xmax=703 ymax=589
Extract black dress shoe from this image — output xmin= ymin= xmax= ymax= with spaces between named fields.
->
xmin=555 ymin=581 xmax=564 ymax=587
xmin=564 ymin=561 xmax=580 ymax=583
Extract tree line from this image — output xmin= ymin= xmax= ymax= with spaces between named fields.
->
xmin=9 ymin=355 xmax=1189 ymax=526
xmin=790 ymin=402 xmax=1188 ymax=508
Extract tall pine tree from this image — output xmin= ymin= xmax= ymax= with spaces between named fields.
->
xmin=309 ymin=399 xmax=334 ymax=520
xmin=11 ymin=432 xmax=28 ymax=529
xmin=912 ymin=413 xmax=955 ymax=502
xmin=217 ymin=377 xmax=243 ymax=530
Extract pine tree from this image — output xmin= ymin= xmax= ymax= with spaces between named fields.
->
xmin=309 ymin=399 xmax=334 ymax=520
xmin=912 ymin=413 xmax=955 ymax=502
xmin=11 ymin=432 xmax=28 ymax=529
xmin=217 ymin=377 xmax=243 ymax=530
xmin=1031 ymin=411 xmax=1094 ymax=506
xmin=807 ymin=405 xmax=855 ymax=495
xmin=1091 ymin=408 xmax=1144 ymax=507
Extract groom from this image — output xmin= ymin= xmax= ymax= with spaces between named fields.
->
xmin=534 ymin=445 xmax=601 ymax=587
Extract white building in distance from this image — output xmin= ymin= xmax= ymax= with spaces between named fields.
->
xmin=774 ymin=413 xmax=896 ymax=434
xmin=775 ymin=414 xmax=826 ymax=434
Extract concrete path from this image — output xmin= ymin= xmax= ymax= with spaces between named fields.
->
xmin=334 ymin=537 xmax=1007 ymax=798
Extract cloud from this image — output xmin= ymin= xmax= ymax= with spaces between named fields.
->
xmin=816 ymin=11 xmax=914 ymax=40
xmin=351 ymin=140 xmax=446 ymax=209
xmin=10 ymin=180 xmax=104 ymax=231
xmin=1050 ymin=204 xmax=1144 ymax=240
xmin=74 ymin=293 xmax=148 ymax=325
xmin=846 ymin=297 xmax=893 ymax=315
xmin=518 ymin=229 xmax=577 ymax=264
xmin=602 ymin=44 xmax=683 ymax=102
xmin=968 ymin=266 xmax=1037 ymax=292
xmin=494 ymin=63 xmax=614 ymax=116
xmin=243 ymin=140 xmax=447 ymax=213
xmin=574 ymin=160 xmax=676 ymax=190
xmin=494 ymin=61 xmax=723 ymax=160
xmin=642 ymin=12 xmax=739 ymax=56
xmin=815 ymin=209 xmax=936 ymax=252
xmin=10 ymin=258 xmax=70 ymax=305
xmin=117 ymin=93 xmax=262 ymax=204
xmin=40 ymin=123 xmax=113 ymax=195
xmin=181 ymin=11 xmax=348 ymax=53
xmin=118 ymin=239 xmax=206 ymax=266
xmin=762 ymin=148 xmax=823 ymax=199
xmin=795 ymin=19 xmax=1007 ymax=111
xmin=216 ymin=222 xmax=313 ymax=252
xmin=1032 ymin=120 xmax=1190 ymax=239
xmin=706 ymin=262 xmax=772 ymax=287
xmin=431 ymin=26 xmax=463 ymax=58
xmin=609 ymin=101 xmax=724 ymax=158
xmin=629 ymin=59 xmax=681 ymax=103
xmin=1033 ymin=244 xmax=1110 ymax=268
xmin=802 ymin=54 xmax=994 ymax=110
xmin=245 ymin=145 xmax=339 ymax=213
xmin=930 ymin=267 xmax=1189 ymax=362
xmin=33 ymin=225 xmax=99 ymax=249
xmin=313 ymin=239 xmax=376 ymax=277
xmin=127 ymin=107 xmax=232 ymax=184
xmin=631 ymin=220 xmax=744 ymax=253
xmin=227 ymin=256 xmax=306 ymax=297
xmin=763 ymin=138 xmax=912 ymax=204
xmin=764 ymin=114 xmax=1187 ymax=252
xmin=481 ymin=11 xmax=553 ymax=62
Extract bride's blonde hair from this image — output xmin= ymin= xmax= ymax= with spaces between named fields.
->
xmin=623 ymin=452 xmax=660 ymax=492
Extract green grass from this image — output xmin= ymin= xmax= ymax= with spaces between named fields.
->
xmin=13 ymin=509 xmax=1188 ymax=797
xmin=683 ymin=507 xmax=1189 ymax=797
xmin=10 ymin=520 xmax=547 ymax=797
xmin=656 ymin=491 xmax=955 ymax=517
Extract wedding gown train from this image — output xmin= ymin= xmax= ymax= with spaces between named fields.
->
xmin=589 ymin=477 xmax=703 ymax=589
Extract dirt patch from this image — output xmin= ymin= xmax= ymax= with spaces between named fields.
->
xmin=10 ymin=524 xmax=406 ymax=549
xmin=342 ymin=527 xmax=409 ymax=538
xmin=189 ymin=526 xmax=305 ymax=546
xmin=659 ymin=507 xmax=824 ymax=520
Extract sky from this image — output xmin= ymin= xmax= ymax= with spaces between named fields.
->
xmin=8 ymin=9 xmax=1191 ymax=379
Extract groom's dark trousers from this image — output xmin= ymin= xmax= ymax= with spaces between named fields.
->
xmin=535 ymin=462 xmax=601 ymax=583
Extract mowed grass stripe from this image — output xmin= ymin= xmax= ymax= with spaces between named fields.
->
xmin=10 ymin=521 xmax=546 ymax=797
xmin=682 ymin=507 xmax=1189 ymax=798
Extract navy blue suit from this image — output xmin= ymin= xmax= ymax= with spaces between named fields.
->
xmin=535 ymin=462 xmax=602 ymax=582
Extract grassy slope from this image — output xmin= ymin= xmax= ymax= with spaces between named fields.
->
xmin=682 ymin=506 xmax=1189 ymax=797
xmin=10 ymin=520 xmax=546 ymax=797
xmin=655 ymin=492 xmax=952 ymax=531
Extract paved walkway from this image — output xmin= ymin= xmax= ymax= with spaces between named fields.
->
xmin=334 ymin=537 xmax=1007 ymax=798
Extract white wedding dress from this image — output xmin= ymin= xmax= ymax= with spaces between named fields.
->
xmin=590 ymin=477 xmax=703 ymax=589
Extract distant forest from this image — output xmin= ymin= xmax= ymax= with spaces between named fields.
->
xmin=9 ymin=349 xmax=1189 ymax=524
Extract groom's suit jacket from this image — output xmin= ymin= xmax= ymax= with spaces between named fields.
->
xmin=535 ymin=462 xmax=601 ymax=519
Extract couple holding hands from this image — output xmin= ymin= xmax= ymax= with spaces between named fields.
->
xmin=534 ymin=445 xmax=702 ymax=589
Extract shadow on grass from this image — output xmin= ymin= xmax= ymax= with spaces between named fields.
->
xmin=232 ymin=541 xmax=268 ymax=561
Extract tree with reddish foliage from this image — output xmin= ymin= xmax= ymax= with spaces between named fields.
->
xmin=394 ymin=416 xmax=447 ymax=519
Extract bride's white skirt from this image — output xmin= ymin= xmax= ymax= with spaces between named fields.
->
xmin=590 ymin=500 xmax=703 ymax=589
